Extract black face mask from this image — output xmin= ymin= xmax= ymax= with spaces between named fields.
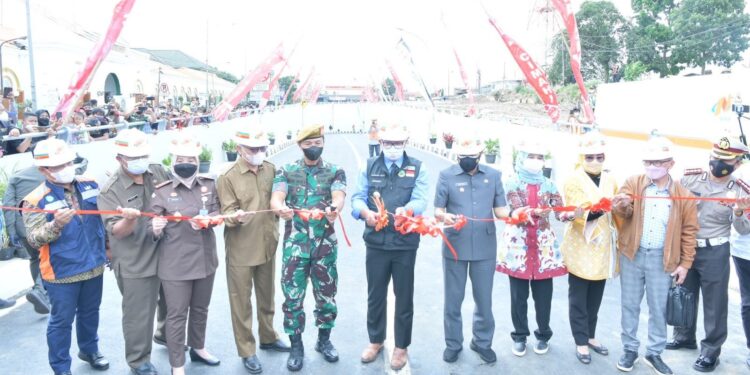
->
xmin=459 ymin=156 xmax=479 ymax=173
xmin=38 ymin=118 xmax=50 ymax=127
xmin=302 ymin=146 xmax=323 ymax=161
xmin=709 ymin=159 xmax=736 ymax=177
xmin=173 ymin=163 xmax=198 ymax=179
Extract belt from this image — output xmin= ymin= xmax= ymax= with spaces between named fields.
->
xmin=696 ymin=237 xmax=729 ymax=248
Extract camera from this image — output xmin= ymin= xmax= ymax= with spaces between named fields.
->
xmin=734 ymin=104 xmax=750 ymax=114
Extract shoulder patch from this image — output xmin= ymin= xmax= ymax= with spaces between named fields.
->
xmin=683 ymin=168 xmax=703 ymax=176
xmin=155 ymin=180 xmax=172 ymax=189
xmin=737 ymin=179 xmax=750 ymax=194
xmin=23 ymin=183 xmax=50 ymax=205
xmin=197 ymin=174 xmax=215 ymax=180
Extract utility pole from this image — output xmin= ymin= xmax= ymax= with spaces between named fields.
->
xmin=25 ymin=0 xmax=38 ymax=109
xmin=205 ymin=19 xmax=209 ymax=107
xmin=156 ymin=67 xmax=162 ymax=106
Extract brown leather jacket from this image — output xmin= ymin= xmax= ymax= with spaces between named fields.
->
xmin=613 ymin=174 xmax=698 ymax=272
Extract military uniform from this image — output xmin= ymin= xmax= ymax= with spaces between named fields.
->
xmin=98 ymin=163 xmax=170 ymax=370
xmin=273 ymin=158 xmax=346 ymax=335
xmin=670 ymin=137 xmax=750 ymax=366
xmin=672 ymin=167 xmax=750 ymax=358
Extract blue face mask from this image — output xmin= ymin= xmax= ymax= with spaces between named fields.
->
xmin=126 ymin=158 xmax=149 ymax=175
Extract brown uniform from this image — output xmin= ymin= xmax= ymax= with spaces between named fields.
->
xmin=217 ymin=159 xmax=280 ymax=358
xmin=149 ymin=175 xmax=219 ymax=367
xmin=98 ymin=164 xmax=170 ymax=369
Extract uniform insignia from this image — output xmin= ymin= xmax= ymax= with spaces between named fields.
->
xmin=155 ymin=181 xmax=171 ymax=189
xmin=459 ymin=187 xmax=465 ymax=192
xmin=683 ymin=168 xmax=703 ymax=176
xmin=151 ymin=193 xmax=156 ymax=198
xmin=398 ymin=170 xmax=406 ymax=178
xmin=719 ymin=137 xmax=730 ymax=150
xmin=405 ymin=170 xmax=415 ymax=178
xmin=484 ymin=179 xmax=489 ymax=183
xmin=737 ymin=178 xmax=750 ymax=194
xmin=728 ymin=180 xmax=735 ymax=190
xmin=201 ymin=186 xmax=208 ymax=193
xmin=702 ymin=172 xmax=708 ymax=181
xmin=170 ymin=192 xmax=178 ymax=197
xmin=45 ymin=196 xmax=54 ymax=202
xmin=127 ymin=195 xmax=138 ymax=202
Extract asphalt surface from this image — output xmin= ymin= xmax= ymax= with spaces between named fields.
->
xmin=0 ymin=133 xmax=748 ymax=375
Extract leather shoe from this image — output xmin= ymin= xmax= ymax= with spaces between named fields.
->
xmin=78 ymin=351 xmax=109 ymax=371
xmin=693 ymin=355 xmax=719 ymax=372
xmin=443 ymin=347 xmax=461 ymax=363
xmin=243 ymin=355 xmax=262 ymax=374
xmin=26 ymin=288 xmax=50 ymax=314
xmin=587 ymin=343 xmax=609 ymax=356
xmin=470 ymin=341 xmax=496 ymax=363
xmin=665 ymin=340 xmax=697 ymax=350
xmin=189 ymin=348 xmax=220 ymax=366
xmin=576 ymin=350 xmax=591 ymax=364
xmin=390 ymin=348 xmax=408 ymax=371
xmin=361 ymin=343 xmax=383 ymax=363
xmin=131 ymin=362 xmax=157 ymax=375
xmin=259 ymin=339 xmax=290 ymax=353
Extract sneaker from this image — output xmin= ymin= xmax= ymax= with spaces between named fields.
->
xmin=512 ymin=341 xmax=526 ymax=357
xmin=534 ymin=340 xmax=549 ymax=354
xmin=645 ymin=354 xmax=673 ymax=375
xmin=617 ymin=350 xmax=639 ymax=372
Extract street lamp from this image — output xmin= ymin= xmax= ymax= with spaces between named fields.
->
xmin=0 ymin=36 xmax=28 ymax=95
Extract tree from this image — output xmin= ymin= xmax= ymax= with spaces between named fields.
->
xmin=216 ymin=70 xmax=240 ymax=84
xmin=278 ymin=75 xmax=298 ymax=104
xmin=381 ymin=78 xmax=396 ymax=98
xmin=626 ymin=0 xmax=681 ymax=77
xmin=549 ymin=1 xmax=628 ymax=84
xmin=670 ymin=0 xmax=750 ymax=74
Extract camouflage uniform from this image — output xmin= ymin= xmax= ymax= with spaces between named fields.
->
xmin=272 ymin=159 xmax=346 ymax=335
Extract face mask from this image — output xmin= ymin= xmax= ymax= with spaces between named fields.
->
xmin=523 ymin=158 xmax=545 ymax=174
xmin=709 ymin=159 xmax=735 ymax=177
xmin=0 ymin=112 xmax=8 ymax=122
xmin=126 ymin=158 xmax=149 ymax=175
xmin=245 ymin=151 xmax=265 ymax=166
xmin=52 ymin=166 xmax=76 ymax=184
xmin=173 ymin=163 xmax=197 ymax=179
xmin=383 ymin=147 xmax=404 ymax=161
xmin=38 ymin=117 xmax=50 ymax=127
xmin=645 ymin=165 xmax=668 ymax=180
xmin=583 ymin=160 xmax=603 ymax=175
xmin=302 ymin=146 xmax=323 ymax=161
xmin=459 ymin=156 xmax=479 ymax=173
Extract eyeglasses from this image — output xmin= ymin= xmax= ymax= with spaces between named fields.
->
xmin=382 ymin=141 xmax=406 ymax=149
xmin=241 ymin=146 xmax=267 ymax=154
xmin=642 ymin=159 xmax=672 ymax=167
xmin=584 ymin=154 xmax=605 ymax=162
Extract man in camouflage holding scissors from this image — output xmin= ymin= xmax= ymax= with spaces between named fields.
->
xmin=270 ymin=124 xmax=346 ymax=372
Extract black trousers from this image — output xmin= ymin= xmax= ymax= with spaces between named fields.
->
xmin=366 ymin=247 xmax=417 ymax=349
xmin=509 ymin=276 xmax=553 ymax=343
xmin=733 ymin=255 xmax=750 ymax=349
xmin=567 ymin=273 xmax=606 ymax=346
xmin=368 ymin=144 xmax=380 ymax=158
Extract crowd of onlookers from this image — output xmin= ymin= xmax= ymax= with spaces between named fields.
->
xmin=0 ymin=96 xmax=218 ymax=157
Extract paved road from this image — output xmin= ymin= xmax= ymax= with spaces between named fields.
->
xmin=0 ymin=133 xmax=748 ymax=375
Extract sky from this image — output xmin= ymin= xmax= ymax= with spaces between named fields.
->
xmin=12 ymin=0 xmax=635 ymax=91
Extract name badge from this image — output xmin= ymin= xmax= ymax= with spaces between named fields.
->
xmin=45 ymin=200 xmax=69 ymax=210
xmin=81 ymin=188 xmax=100 ymax=200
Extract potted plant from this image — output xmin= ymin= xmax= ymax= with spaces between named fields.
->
xmin=268 ymin=132 xmax=276 ymax=145
xmin=286 ymin=130 xmax=293 ymax=140
xmin=222 ymin=139 xmax=238 ymax=161
xmin=484 ymin=138 xmax=500 ymax=164
xmin=543 ymin=151 xmax=553 ymax=178
xmin=442 ymin=132 xmax=455 ymax=149
xmin=429 ymin=132 xmax=437 ymax=144
xmin=199 ymin=145 xmax=212 ymax=173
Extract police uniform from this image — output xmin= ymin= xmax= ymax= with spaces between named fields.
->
xmin=149 ymin=136 xmax=220 ymax=368
xmin=671 ymin=137 xmax=750 ymax=365
xmin=21 ymin=139 xmax=109 ymax=375
xmin=97 ymin=129 xmax=171 ymax=373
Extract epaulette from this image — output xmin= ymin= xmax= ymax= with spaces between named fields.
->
xmin=100 ymin=176 xmax=117 ymax=194
xmin=155 ymin=180 xmax=172 ymax=189
xmin=197 ymin=174 xmax=215 ymax=180
xmin=737 ymin=178 xmax=750 ymax=194
xmin=683 ymin=168 xmax=704 ymax=176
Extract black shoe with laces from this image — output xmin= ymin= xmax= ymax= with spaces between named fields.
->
xmin=645 ymin=354 xmax=673 ymax=375
xmin=314 ymin=328 xmax=339 ymax=363
xmin=616 ymin=350 xmax=639 ymax=372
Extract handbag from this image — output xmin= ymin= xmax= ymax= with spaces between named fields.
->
xmin=666 ymin=277 xmax=696 ymax=327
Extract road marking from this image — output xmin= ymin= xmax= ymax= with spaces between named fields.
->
xmin=343 ymin=135 xmax=364 ymax=169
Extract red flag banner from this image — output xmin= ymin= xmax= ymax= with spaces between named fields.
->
xmin=385 ymin=60 xmax=405 ymax=101
xmin=551 ymin=0 xmax=595 ymax=123
xmin=54 ymin=0 xmax=136 ymax=119
xmin=452 ymin=49 xmax=476 ymax=116
xmin=292 ymin=68 xmax=315 ymax=103
xmin=308 ymin=84 xmax=322 ymax=104
xmin=487 ymin=18 xmax=560 ymax=123
xmin=259 ymin=60 xmax=289 ymax=111
xmin=212 ymin=44 xmax=285 ymax=122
